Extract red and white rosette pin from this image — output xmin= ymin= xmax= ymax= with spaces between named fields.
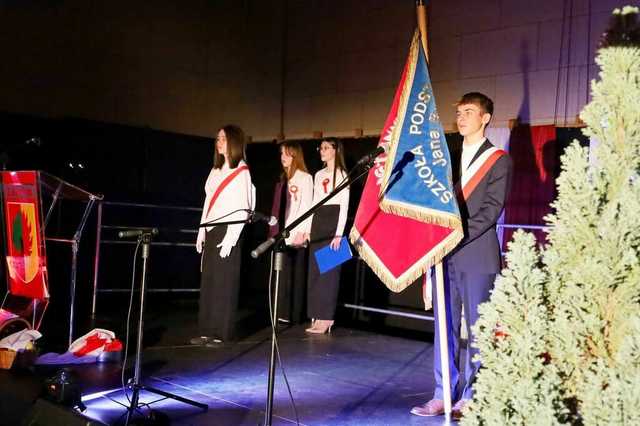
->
xmin=289 ymin=184 xmax=299 ymax=201
xmin=322 ymin=178 xmax=330 ymax=194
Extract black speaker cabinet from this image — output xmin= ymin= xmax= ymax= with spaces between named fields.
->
xmin=22 ymin=398 xmax=107 ymax=426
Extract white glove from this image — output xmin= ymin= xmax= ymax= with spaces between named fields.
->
xmin=217 ymin=241 xmax=234 ymax=258
xmin=196 ymin=228 xmax=205 ymax=254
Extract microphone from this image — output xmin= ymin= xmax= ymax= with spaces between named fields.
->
xmin=251 ymin=237 xmax=276 ymax=258
xmin=118 ymin=228 xmax=159 ymax=238
xmin=356 ymin=142 xmax=390 ymax=166
xmin=247 ymin=210 xmax=278 ymax=226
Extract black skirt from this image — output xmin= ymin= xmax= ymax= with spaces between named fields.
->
xmin=307 ymin=204 xmax=341 ymax=320
xmin=276 ymin=245 xmax=308 ymax=324
xmin=199 ymin=225 xmax=243 ymax=341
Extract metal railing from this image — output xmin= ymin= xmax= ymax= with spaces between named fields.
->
xmin=91 ymin=201 xmax=201 ymax=316
xmin=499 ymin=224 xmax=549 ymax=231
xmin=92 ymin=199 xmax=550 ymax=322
xmin=345 ymin=222 xmax=550 ymax=321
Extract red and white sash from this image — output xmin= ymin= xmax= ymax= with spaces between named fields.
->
xmin=205 ymin=165 xmax=249 ymax=217
xmin=457 ymin=147 xmax=506 ymax=201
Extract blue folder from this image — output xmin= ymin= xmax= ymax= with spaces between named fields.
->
xmin=314 ymin=236 xmax=353 ymax=274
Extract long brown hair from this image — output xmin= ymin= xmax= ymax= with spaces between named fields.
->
xmin=321 ymin=138 xmax=347 ymax=190
xmin=213 ymin=124 xmax=246 ymax=169
xmin=280 ymin=141 xmax=308 ymax=181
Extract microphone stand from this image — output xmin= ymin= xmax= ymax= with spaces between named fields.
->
xmin=123 ymin=229 xmax=208 ymax=425
xmin=252 ymin=155 xmax=379 ymax=426
xmin=121 ymin=213 xmax=263 ymax=425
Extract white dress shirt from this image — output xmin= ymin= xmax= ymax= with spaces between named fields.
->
xmin=199 ymin=160 xmax=255 ymax=248
xmin=283 ymin=170 xmax=314 ymax=245
xmin=311 ymin=167 xmax=350 ymax=237
xmin=461 ymin=138 xmax=486 ymax=180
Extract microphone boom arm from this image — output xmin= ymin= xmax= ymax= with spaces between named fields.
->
xmin=251 ymin=155 xmax=377 ymax=258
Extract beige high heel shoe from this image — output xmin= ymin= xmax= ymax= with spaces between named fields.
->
xmin=306 ymin=319 xmax=333 ymax=334
xmin=305 ymin=319 xmax=317 ymax=333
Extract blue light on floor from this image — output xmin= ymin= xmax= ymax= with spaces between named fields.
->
xmin=77 ymin=326 xmax=454 ymax=425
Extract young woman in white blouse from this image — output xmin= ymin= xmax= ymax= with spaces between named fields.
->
xmin=268 ymin=141 xmax=313 ymax=324
xmin=192 ymin=125 xmax=254 ymax=345
xmin=306 ymin=138 xmax=349 ymax=334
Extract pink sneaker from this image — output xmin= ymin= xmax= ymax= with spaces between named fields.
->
xmin=410 ymin=399 xmax=444 ymax=417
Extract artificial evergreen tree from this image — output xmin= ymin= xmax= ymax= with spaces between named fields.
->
xmin=463 ymin=231 xmax=563 ymax=425
xmin=462 ymin=6 xmax=640 ymax=425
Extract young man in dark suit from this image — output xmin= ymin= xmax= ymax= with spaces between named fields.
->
xmin=411 ymin=92 xmax=513 ymax=419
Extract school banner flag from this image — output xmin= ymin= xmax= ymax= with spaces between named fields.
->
xmin=350 ymin=31 xmax=462 ymax=292
xmin=1 ymin=171 xmax=49 ymax=300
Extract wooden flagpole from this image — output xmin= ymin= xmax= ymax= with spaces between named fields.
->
xmin=416 ymin=0 xmax=452 ymax=420
xmin=416 ymin=0 xmax=429 ymax=62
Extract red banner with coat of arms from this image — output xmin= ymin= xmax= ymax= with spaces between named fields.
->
xmin=2 ymin=171 xmax=49 ymax=300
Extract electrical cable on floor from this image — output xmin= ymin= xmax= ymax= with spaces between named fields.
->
xmin=267 ymin=250 xmax=301 ymax=426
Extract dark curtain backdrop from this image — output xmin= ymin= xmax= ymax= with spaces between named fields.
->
xmin=0 ymin=111 xmax=589 ymax=339
xmin=0 ymin=111 xmax=388 ymax=340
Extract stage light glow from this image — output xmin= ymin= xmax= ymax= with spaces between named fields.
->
xmin=81 ymin=387 xmax=121 ymax=402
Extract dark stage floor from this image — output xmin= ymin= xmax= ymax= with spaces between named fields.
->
xmin=2 ymin=323 xmax=458 ymax=425
xmin=85 ymin=325 xmax=454 ymax=426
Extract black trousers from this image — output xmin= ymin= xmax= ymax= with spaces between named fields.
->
xmin=307 ymin=205 xmax=341 ymax=320
xmin=198 ymin=225 xmax=243 ymax=342
xmin=276 ymin=246 xmax=308 ymax=324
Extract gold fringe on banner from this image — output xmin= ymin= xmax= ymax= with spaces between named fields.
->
xmin=349 ymin=226 xmax=463 ymax=293
xmin=378 ymin=199 xmax=462 ymax=231
xmin=349 ymin=30 xmax=465 ymax=292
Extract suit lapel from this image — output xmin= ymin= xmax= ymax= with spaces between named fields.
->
xmin=467 ymin=139 xmax=494 ymax=169
xmin=458 ymin=138 xmax=493 ymax=182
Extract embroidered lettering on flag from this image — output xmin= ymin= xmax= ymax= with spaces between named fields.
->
xmin=350 ymin=31 xmax=463 ymax=292
xmin=379 ymin=33 xmax=461 ymax=233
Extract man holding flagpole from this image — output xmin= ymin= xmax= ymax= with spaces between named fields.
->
xmin=350 ymin=2 xmax=512 ymax=419
xmin=410 ymin=92 xmax=512 ymax=419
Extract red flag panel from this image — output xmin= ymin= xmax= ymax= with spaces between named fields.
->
xmin=2 ymin=171 xmax=49 ymax=300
